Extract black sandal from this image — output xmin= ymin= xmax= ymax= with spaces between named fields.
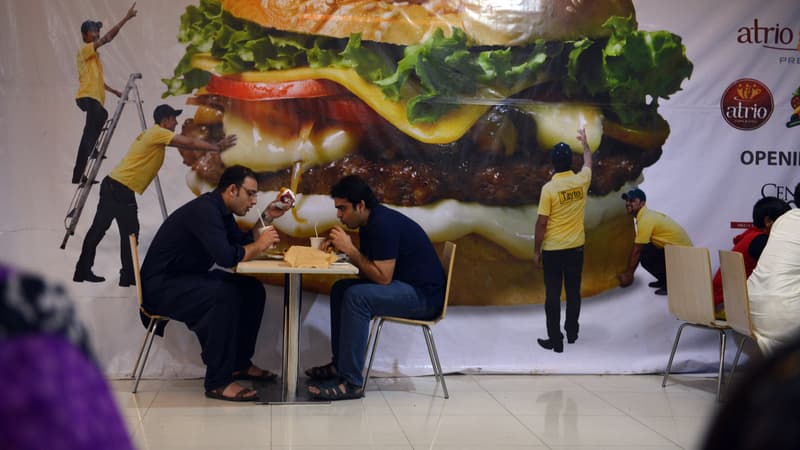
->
xmin=307 ymin=378 xmax=363 ymax=401
xmin=204 ymin=384 xmax=259 ymax=402
xmin=304 ymin=362 xmax=338 ymax=380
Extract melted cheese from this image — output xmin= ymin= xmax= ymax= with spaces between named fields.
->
xmin=519 ymin=102 xmax=603 ymax=152
xmin=192 ymin=54 xmax=493 ymax=144
xmin=187 ymin=171 xmax=636 ymax=259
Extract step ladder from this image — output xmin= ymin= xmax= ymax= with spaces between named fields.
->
xmin=60 ymin=73 xmax=168 ymax=249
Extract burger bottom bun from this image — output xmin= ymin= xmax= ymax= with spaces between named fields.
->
xmin=247 ymin=211 xmax=634 ymax=306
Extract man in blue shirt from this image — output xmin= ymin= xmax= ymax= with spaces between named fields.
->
xmin=141 ymin=166 xmax=287 ymax=402
xmin=306 ymin=175 xmax=446 ymax=400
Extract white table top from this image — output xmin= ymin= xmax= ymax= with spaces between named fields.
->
xmin=236 ymin=259 xmax=358 ymax=275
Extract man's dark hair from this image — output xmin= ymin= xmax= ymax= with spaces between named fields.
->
xmin=214 ymin=165 xmax=256 ymax=193
xmin=752 ymin=196 xmax=791 ymax=229
xmin=330 ymin=175 xmax=379 ymax=209
xmin=551 ymin=142 xmax=573 ymax=173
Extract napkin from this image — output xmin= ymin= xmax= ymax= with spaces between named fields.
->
xmin=283 ymin=245 xmax=337 ymax=268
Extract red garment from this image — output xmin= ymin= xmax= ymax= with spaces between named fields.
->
xmin=712 ymin=227 xmax=764 ymax=305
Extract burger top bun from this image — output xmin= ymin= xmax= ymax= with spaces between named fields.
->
xmin=221 ymin=0 xmax=635 ymax=46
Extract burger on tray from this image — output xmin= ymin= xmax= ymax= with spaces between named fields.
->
xmin=163 ymin=0 xmax=692 ymax=305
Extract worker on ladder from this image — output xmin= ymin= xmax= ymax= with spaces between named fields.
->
xmin=72 ymin=3 xmax=137 ymax=184
xmin=73 ymin=104 xmax=237 ymax=286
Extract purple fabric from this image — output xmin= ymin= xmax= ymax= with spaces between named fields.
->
xmin=0 ymin=334 xmax=133 ymax=450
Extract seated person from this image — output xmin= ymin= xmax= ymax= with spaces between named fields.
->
xmin=0 ymin=264 xmax=133 ymax=449
xmin=711 ymin=197 xmax=790 ymax=319
xmin=305 ymin=175 xmax=446 ymax=400
xmin=140 ymin=166 xmax=288 ymax=402
xmin=748 ymin=183 xmax=800 ymax=355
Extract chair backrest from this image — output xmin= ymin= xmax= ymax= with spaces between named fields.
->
xmin=718 ymin=250 xmax=753 ymax=336
xmin=665 ymin=245 xmax=716 ymax=325
xmin=129 ymin=234 xmax=144 ymax=307
xmin=436 ymin=241 xmax=456 ymax=322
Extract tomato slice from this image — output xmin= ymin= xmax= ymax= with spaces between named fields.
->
xmin=206 ymin=75 xmax=348 ymax=100
xmin=317 ymin=96 xmax=385 ymax=126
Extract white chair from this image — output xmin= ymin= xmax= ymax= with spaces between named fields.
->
xmin=362 ymin=241 xmax=456 ymax=398
xmin=129 ymin=234 xmax=169 ymax=394
xmin=718 ymin=250 xmax=760 ymax=381
xmin=662 ymin=245 xmax=731 ymax=400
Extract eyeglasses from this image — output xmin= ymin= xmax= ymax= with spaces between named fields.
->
xmin=239 ymin=186 xmax=258 ymax=199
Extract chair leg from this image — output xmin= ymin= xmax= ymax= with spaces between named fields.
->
xmin=133 ymin=321 xmax=159 ymax=394
xmin=362 ymin=318 xmax=385 ymax=392
xmin=662 ymin=322 xmax=689 ymax=388
xmin=422 ymin=325 xmax=448 ymax=399
xmin=729 ymin=336 xmax=748 ymax=383
xmin=131 ymin=318 xmax=155 ymax=379
xmin=715 ymin=330 xmax=727 ymax=401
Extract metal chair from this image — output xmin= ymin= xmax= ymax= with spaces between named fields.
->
xmin=129 ymin=234 xmax=169 ymax=394
xmin=362 ymin=241 xmax=456 ymax=398
xmin=662 ymin=245 xmax=731 ymax=400
xmin=718 ymin=250 xmax=760 ymax=382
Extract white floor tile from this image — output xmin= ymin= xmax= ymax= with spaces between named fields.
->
xmin=492 ymin=389 xmax=625 ymax=416
xmin=138 ymin=415 xmax=270 ymax=448
xmin=146 ymin=390 xmax=272 ymax=417
xmin=270 ymin=415 xmax=410 ymax=446
xmin=636 ymin=415 xmax=714 ymax=449
xmin=518 ymin=415 xmax=677 ymax=447
xmin=382 ymin=390 xmax=509 ymax=416
xmin=593 ymin=391 xmax=719 ymax=418
xmin=397 ymin=415 xmax=545 ymax=447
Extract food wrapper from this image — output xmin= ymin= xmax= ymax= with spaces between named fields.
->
xmin=283 ymin=245 xmax=337 ymax=268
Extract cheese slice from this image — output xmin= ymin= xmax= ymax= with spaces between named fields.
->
xmin=192 ymin=53 xmax=496 ymax=145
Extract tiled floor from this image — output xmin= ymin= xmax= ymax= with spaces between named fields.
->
xmin=111 ymin=374 xmax=721 ymax=449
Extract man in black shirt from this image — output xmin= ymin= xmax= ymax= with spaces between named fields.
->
xmin=140 ymin=166 xmax=287 ymax=402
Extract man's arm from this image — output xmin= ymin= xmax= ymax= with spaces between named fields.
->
xmin=241 ymin=227 xmax=280 ymax=262
xmin=577 ymin=127 xmax=592 ymax=168
xmin=618 ymin=243 xmax=644 ymax=287
xmin=329 ymin=226 xmax=395 ymax=284
xmin=94 ymin=3 xmax=137 ymax=50
xmin=533 ymin=214 xmax=548 ymax=267
xmin=170 ymin=134 xmax=237 ymax=152
xmin=104 ymin=83 xmax=122 ymax=98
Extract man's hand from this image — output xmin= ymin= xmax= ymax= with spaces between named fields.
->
xmin=262 ymin=191 xmax=292 ymax=220
xmin=254 ymin=225 xmax=279 ymax=251
xmin=533 ymin=251 xmax=543 ymax=268
xmin=216 ymin=134 xmax=237 ymax=152
xmin=576 ymin=127 xmax=588 ymax=147
xmin=111 ymin=88 xmax=122 ymax=98
xmin=328 ymin=226 xmax=357 ymax=255
xmin=617 ymin=271 xmax=634 ymax=287
xmin=125 ymin=2 xmax=138 ymax=21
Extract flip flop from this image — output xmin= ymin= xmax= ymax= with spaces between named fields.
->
xmin=233 ymin=369 xmax=278 ymax=382
xmin=204 ymin=386 xmax=259 ymax=402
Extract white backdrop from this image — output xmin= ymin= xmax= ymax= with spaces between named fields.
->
xmin=1 ymin=0 xmax=798 ymax=378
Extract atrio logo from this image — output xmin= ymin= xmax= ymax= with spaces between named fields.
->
xmin=721 ymin=78 xmax=774 ymax=130
xmin=737 ymin=19 xmax=800 ymax=64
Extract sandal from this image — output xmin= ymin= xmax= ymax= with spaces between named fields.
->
xmin=204 ymin=384 xmax=259 ymax=402
xmin=233 ymin=367 xmax=278 ymax=382
xmin=307 ymin=377 xmax=364 ymax=401
xmin=304 ymin=362 xmax=338 ymax=380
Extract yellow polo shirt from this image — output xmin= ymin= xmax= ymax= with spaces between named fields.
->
xmin=538 ymin=167 xmax=591 ymax=251
xmin=76 ymin=42 xmax=104 ymax=104
xmin=109 ymin=125 xmax=174 ymax=194
xmin=635 ymin=206 xmax=693 ymax=248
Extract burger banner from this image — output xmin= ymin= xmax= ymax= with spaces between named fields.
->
xmin=1 ymin=0 xmax=798 ymax=377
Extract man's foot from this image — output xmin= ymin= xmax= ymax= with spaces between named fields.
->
xmin=648 ymin=280 xmax=665 ymax=288
xmin=204 ymin=382 xmax=258 ymax=402
xmin=119 ymin=276 xmax=136 ymax=287
xmin=232 ymin=365 xmax=277 ymax=382
xmin=73 ymin=269 xmax=105 ymax=283
xmin=537 ymin=338 xmax=564 ymax=353
xmin=567 ymin=335 xmax=578 ymax=344
xmin=307 ymin=377 xmax=363 ymax=401
xmin=305 ymin=362 xmax=338 ymax=380
xmin=654 ymin=287 xmax=668 ymax=296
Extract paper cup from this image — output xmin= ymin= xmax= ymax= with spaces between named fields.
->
xmin=309 ymin=237 xmax=325 ymax=250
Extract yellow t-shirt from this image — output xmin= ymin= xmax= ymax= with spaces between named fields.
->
xmin=76 ymin=42 xmax=104 ymax=104
xmin=538 ymin=167 xmax=591 ymax=251
xmin=109 ymin=125 xmax=174 ymax=194
xmin=635 ymin=206 xmax=693 ymax=248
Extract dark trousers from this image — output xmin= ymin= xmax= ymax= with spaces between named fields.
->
xmin=640 ymin=243 xmax=667 ymax=284
xmin=143 ymin=271 xmax=266 ymax=391
xmin=75 ymin=177 xmax=139 ymax=280
xmin=329 ymin=278 xmax=441 ymax=386
xmin=73 ymin=97 xmax=108 ymax=183
xmin=542 ymin=246 xmax=584 ymax=342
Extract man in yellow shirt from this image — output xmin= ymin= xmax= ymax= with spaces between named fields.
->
xmin=72 ymin=3 xmax=137 ymax=184
xmin=73 ymin=104 xmax=237 ymax=286
xmin=617 ymin=188 xmax=693 ymax=295
xmin=533 ymin=128 xmax=592 ymax=353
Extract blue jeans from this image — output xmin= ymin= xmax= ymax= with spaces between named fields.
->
xmin=329 ymin=279 xmax=442 ymax=386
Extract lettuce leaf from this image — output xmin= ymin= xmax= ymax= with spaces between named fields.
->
xmin=163 ymin=0 xmax=692 ymax=126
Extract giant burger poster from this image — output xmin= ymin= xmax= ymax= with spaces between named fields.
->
xmin=161 ymin=0 xmax=692 ymax=306
xmin=0 ymin=0 xmax=798 ymax=376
